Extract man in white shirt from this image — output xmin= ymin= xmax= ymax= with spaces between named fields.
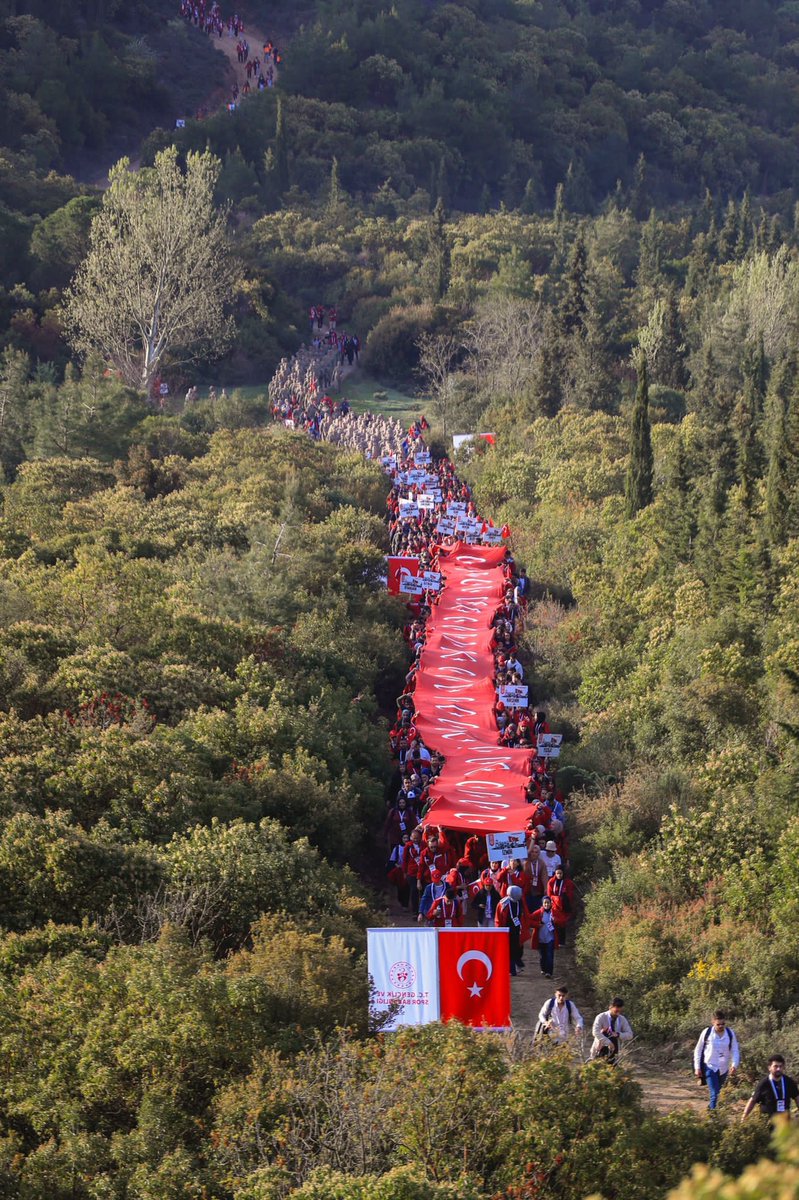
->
xmin=591 ymin=998 xmax=634 ymax=1061
xmin=536 ymin=985 xmax=584 ymax=1045
xmin=505 ymin=655 xmax=524 ymax=678
xmin=540 ymin=839 xmax=561 ymax=875
xmin=693 ymin=1010 xmax=740 ymax=1110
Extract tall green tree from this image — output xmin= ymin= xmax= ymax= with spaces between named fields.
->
xmin=626 ymin=350 xmax=654 ymax=515
xmin=274 ymin=95 xmax=290 ymax=196
xmin=66 ymin=149 xmax=236 ymax=392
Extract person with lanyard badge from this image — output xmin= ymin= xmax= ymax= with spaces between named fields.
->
xmin=693 ymin=1010 xmax=740 ymax=1110
xmin=591 ymin=998 xmax=634 ymax=1062
xmin=529 ymin=895 xmax=557 ymax=978
xmin=427 ymin=886 xmax=463 ymax=928
xmin=742 ymin=1055 xmax=799 ymax=1121
xmin=495 ymin=885 xmax=527 ymax=976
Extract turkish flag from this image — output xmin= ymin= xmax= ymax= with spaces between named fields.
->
xmin=437 ymin=928 xmax=511 ymax=1027
xmin=387 ymin=556 xmax=420 ymax=596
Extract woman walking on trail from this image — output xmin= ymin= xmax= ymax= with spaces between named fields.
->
xmin=529 ymin=895 xmax=557 ymax=978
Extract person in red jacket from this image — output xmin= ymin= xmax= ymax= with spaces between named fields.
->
xmin=547 ymin=866 xmax=576 ymax=946
xmin=495 ymin=885 xmax=529 ymax=976
xmin=419 ymin=831 xmax=450 ymax=889
xmin=529 ymin=895 xmax=557 ymax=978
xmin=383 ymin=796 xmax=418 ymax=848
xmin=402 ymin=828 xmax=425 ymax=916
xmin=427 ymin=886 xmax=463 ymax=927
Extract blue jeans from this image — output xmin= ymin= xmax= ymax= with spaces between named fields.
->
xmin=539 ymin=939 xmax=555 ymax=975
xmin=706 ymin=1068 xmax=728 ymax=1110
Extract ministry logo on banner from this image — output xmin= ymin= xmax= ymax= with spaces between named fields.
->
xmin=367 ymin=928 xmax=440 ymax=1030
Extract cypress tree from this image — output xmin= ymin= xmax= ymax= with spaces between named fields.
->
xmin=734 ymin=339 xmax=768 ymax=508
xmin=529 ymin=312 xmax=563 ymax=418
xmin=626 ymin=350 xmax=654 ymax=515
xmin=765 ymin=366 xmax=799 ymax=545
xmin=630 ymin=153 xmax=648 ymax=220
xmin=558 ymin=231 xmax=588 ymax=335
xmin=274 ymin=95 xmax=289 ymax=195
xmin=718 ymin=198 xmax=738 ymax=260
xmin=426 ymin=199 xmax=450 ymax=301
xmin=328 ymin=156 xmax=342 ymax=210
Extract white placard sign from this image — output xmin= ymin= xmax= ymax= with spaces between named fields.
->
xmin=436 ymin=517 xmax=456 ymax=535
xmin=402 ymin=575 xmax=429 ymax=595
xmin=381 ymin=455 xmax=397 ymax=469
xmin=486 ymin=831 xmax=529 ymax=862
xmin=417 ymin=493 xmax=436 ymax=511
xmin=537 ymin=733 xmax=563 ymax=759
xmin=368 ymin=928 xmax=440 ymax=1029
xmin=414 ymin=451 xmax=431 ymax=465
xmin=399 ymin=499 xmax=420 ymax=518
xmin=481 ymin=527 xmax=503 ymax=544
xmin=419 ymin=570 xmax=442 ymax=588
xmin=447 ymin=502 xmax=467 ymax=515
xmin=499 ymin=684 xmax=529 ymax=706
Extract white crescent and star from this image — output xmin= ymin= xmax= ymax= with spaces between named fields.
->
xmin=456 ymin=949 xmax=493 ymax=997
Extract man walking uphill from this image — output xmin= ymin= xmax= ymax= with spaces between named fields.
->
xmin=693 ymin=1010 xmax=740 ymax=1110
xmin=743 ymin=1055 xmax=799 ymax=1121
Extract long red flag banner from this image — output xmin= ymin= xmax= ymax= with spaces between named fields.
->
xmin=412 ymin=543 xmax=533 ymax=831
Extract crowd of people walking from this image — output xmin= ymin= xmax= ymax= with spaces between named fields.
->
xmin=267 ymin=356 xmax=799 ymax=1118
xmin=178 ymin=1 xmax=281 ymax=107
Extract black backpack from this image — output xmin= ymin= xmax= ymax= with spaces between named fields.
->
xmin=534 ymin=995 xmax=573 ymax=1041
xmin=698 ymin=1026 xmax=733 ymax=1085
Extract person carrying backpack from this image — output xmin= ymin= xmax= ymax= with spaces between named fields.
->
xmin=535 ymin=985 xmax=584 ymax=1045
xmin=693 ymin=1010 xmax=740 ymax=1110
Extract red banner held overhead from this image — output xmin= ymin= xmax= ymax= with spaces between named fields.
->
xmin=387 ymin=556 xmax=420 ymax=596
xmin=438 ymin=928 xmax=511 ymax=1027
xmin=416 ymin=543 xmax=533 ymax=832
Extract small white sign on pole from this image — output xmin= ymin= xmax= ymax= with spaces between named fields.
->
xmin=499 ymin=684 xmax=529 ymax=707
xmin=536 ymin=733 xmax=563 ymax=759
xmin=367 ymin=928 xmax=440 ymax=1029
xmin=399 ymin=499 xmax=420 ymax=518
xmin=486 ymin=831 xmax=529 ymax=861
xmin=417 ymin=494 xmax=436 ymax=511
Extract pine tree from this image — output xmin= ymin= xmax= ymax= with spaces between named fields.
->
xmin=274 ymin=95 xmax=290 ymax=195
xmin=625 ymin=350 xmax=654 ymax=515
xmin=558 ymin=231 xmax=588 ymax=336
xmin=567 ymin=281 xmax=619 ymax=413
xmin=718 ymin=198 xmax=738 ymax=260
xmin=661 ymin=430 xmax=695 ymax=563
xmin=736 ymin=190 xmax=752 ymax=258
xmin=519 ymin=178 xmax=536 ymax=214
xmin=529 ymin=313 xmax=563 ymax=418
xmin=734 ymin=340 xmax=767 ymax=509
xmin=658 ymin=289 xmax=689 ymax=389
xmin=635 ymin=209 xmax=663 ymax=310
xmin=765 ymin=364 xmax=799 ymax=545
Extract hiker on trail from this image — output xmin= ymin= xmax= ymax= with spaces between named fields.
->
xmin=470 ymin=864 xmax=503 ymax=927
xmin=496 ymin=885 xmax=528 ymax=976
xmin=529 ymin=894 xmax=557 ymax=978
xmin=693 ymin=1010 xmax=740 ymax=1110
xmin=536 ymin=985 xmax=584 ymax=1045
xmin=525 ymin=844 xmax=548 ymax=912
xmin=402 ymin=828 xmax=424 ymax=916
xmin=590 ymin=999 xmax=634 ymax=1062
xmin=743 ymin=1054 xmax=799 ymax=1120
xmin=547 ymin=865 xmax=575 ymax=945
xmin=427 ymin=885 xmax=463 ymax=927
xmin=419 ymin=869 xmax=447 ymax=922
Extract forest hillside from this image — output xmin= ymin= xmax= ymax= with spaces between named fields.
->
xmin=1 ymin=0 xmax=799 ymax=1197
